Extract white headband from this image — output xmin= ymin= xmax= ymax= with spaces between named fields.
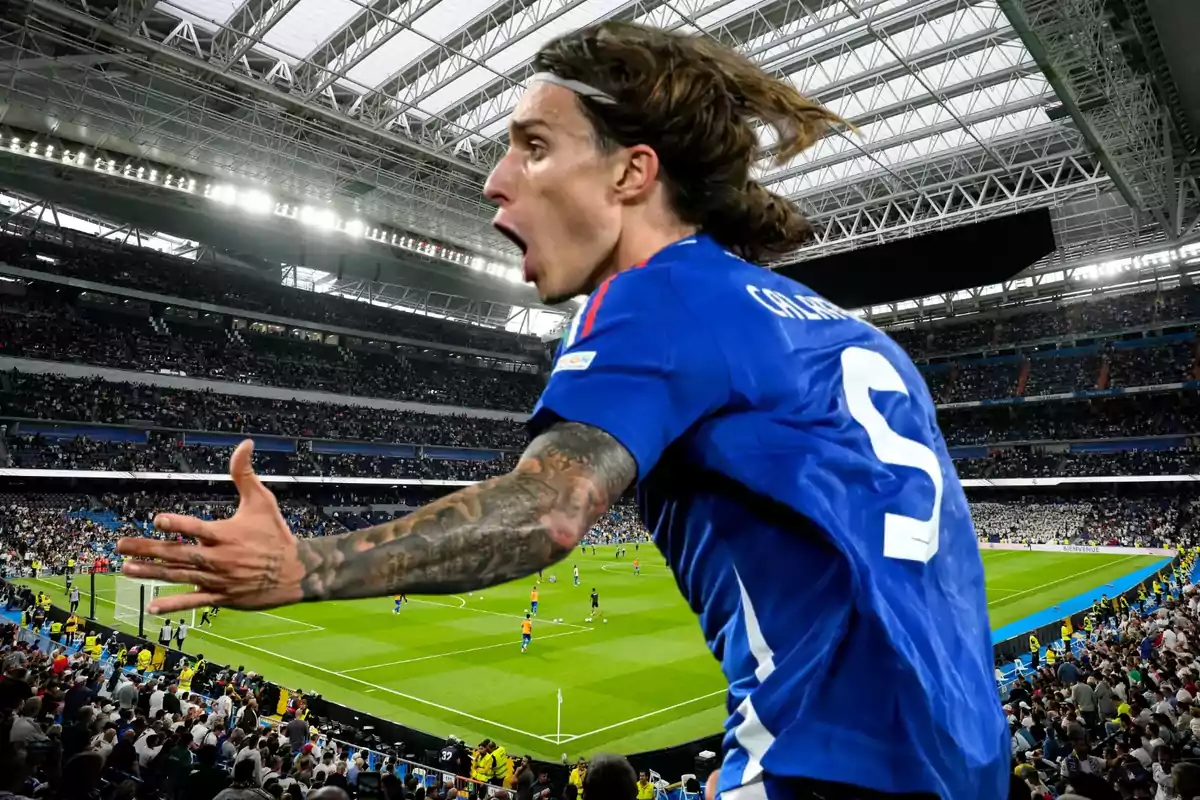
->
xmin=528 ymin=72 xmax=617 ymax=105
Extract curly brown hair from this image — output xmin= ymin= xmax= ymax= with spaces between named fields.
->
xmin=533 ymin=21 xmax=844 ymax=264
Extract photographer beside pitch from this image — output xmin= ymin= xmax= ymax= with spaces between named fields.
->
xmin=118 ymin=20 xmax=1007 ymax=800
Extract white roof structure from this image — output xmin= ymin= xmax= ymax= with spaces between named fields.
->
xmin=4 ymin=0 xmax=1197 ymax=305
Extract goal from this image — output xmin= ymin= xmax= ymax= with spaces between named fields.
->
xmin=114 ymin=577 xmax=197 ymax=639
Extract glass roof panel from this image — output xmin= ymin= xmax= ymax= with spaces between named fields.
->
xmin=345 ymin=29 xmax=427 ymax=88
xmin=420 ymin=0 xmax=628 ymax=114
xmin=156 ymin=0 xmax=242 ymax=33
xmin=260 ymin=0 xmax=362 ymax=62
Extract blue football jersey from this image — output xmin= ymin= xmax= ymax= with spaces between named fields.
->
xmin=530 ymin=235 xmax=1007 ymax=799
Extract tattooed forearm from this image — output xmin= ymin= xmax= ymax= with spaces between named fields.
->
xmin=294 ymin=422 xmax=637 ymax=601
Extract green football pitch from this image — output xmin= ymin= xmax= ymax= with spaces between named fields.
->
xmin=20 ymin=546 xmax=1163 ymax=760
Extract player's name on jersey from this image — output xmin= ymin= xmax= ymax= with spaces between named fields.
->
xmin=745 ymin=286 xmax=854 ymax=322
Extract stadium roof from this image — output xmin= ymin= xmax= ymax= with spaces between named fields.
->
xmin=2 ymin=0 xmax=1198 ymax=314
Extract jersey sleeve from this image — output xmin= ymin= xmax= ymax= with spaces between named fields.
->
xmin=529 ymin=267 xmax=728 ymax=482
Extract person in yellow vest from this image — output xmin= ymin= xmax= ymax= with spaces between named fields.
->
xmin=1084 ymin=615 xmax=1094 ymax=636
xmin=31 ymin=559 xmax=40 ymax=578
xmin=39 ymin=593 xmax=50 ymax=612
xmin=179 ymin=662 xmax=195 ymax=693
xmin=636 ymin=771 xmax=655 ymax=800
xmin=296 ymin=698 xmax=310 ymax=721
xmin=83 ymin=631 xmax=101 ymax=659
xmin=471 ymin=742 xmax=495 ymax=785
xmin=1061 ymin=620 xmax=1072 ymax=648
xmin=568 ymin=760 xmax=587 ymax=800
xmin=1029 ymin=634 xmax=1040 ymax=669
xmin=66 ymin=557 xmax=75 ymax=574
xmin=49 ymin=619 xmax=63 ymax=643
xmin=136 ymin=646 xmax=152 ymax=673
xmin=1153 ymin=579 xmax=1163 ymax=604
xmin=489 ymin=741 xmax=509 ymax=787
xmin=1045 ymin=647 xmax=1056 ymax=667
xmin=114 ymin=645 xmax=127 ymax=667
xmin=65 ymin=614 xmax=79 ymax=646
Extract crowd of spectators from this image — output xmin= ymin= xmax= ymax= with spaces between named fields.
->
xmin=0 ymin=494 xmax=344 ymax=577
xmin=999 ymin=579 xmax=1200 ymax=799
xmin=956 ymin=448 xmax=1200 ymax=480
xmin=0 ymin=236 xmax=533 ymax=356
xmin=972 ymin=495 xmax=1183 ymax=547
xmin=0 ymin=290 xmax=542 ymax=412
xmin=941 ymin=395 xmax=1200 ymax=446
xmin=0 ymin=373 xmax=528 ymax=451
xmin=889 ymin=287 xmax=1199 ymax=358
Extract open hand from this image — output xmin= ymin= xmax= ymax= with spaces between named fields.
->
xmin=116 ymin=440 xmax=307 ymax=613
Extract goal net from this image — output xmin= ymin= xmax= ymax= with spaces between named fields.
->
xmin=114 ymin=577 xmax=197 ymax=638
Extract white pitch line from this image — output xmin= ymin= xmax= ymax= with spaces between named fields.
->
xmin=407 ymin=598 xmax=591 ymax=630
xmin=240 ymin=629 xmax=325 ymax=642
xmin=558 ymin=689 xmax=727 ymax=743
xmin=986 ymin=554 xmax=1145 ymax=607
xmin=599 ymin=563 xmax=669 ymax=575
xmin=255 ymin=610 xmax=324 ymax=631
xmin=51 ymin=579 xmax=556 ymax=743
xmin=344 ymin=630 xmax=591 ymax=672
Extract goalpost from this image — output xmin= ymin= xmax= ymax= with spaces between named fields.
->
xmin=114 ymin=577 xmax=197 ymax=640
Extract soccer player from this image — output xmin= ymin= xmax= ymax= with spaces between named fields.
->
xmin=572 ymin=565 xmax=579 ymax=587
xmin=199 ymin=605 xmax=217 ymax=627
xmin=69 ymin=585 xmax=80 ymax=614
xmin=590 ymin=588 xmax=599 ymax=617
xmin=530 ymin=586 xmax=539 ymax=616
xmin=393 ymin=594 xmax=404 ymax=615
xmin=118 ymin=21 xmax=1006 ymax=799
xmin=633 ymin=558 xmax=640 ymax=576
xmin=521 ymin=614 xmax=532 ymax=653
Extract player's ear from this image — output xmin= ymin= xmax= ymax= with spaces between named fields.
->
xmin=612 ymin=144 xmax=659 ymax=204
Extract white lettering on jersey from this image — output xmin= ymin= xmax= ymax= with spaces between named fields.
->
xmin=554 ymin=350 xmax=596 ymax=373
xmin=745 ymin=285 xmax=851 ymax=321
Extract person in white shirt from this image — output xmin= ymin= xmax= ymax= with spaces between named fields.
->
xmin=136 ymin=731 xmax=163 ymax=767
xmin=149 ymin=684 xmax=166 ymax=718
xmin=214 ymin=690 xmax=233 ymax=723
xmin=191 ymin=715 xmax=212 ymax=746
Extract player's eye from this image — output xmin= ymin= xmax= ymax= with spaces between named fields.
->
xmin=528 ymin=139 xmax=548 ymax=160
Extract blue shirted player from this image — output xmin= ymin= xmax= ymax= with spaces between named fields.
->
xmin=530 ymin=236 xmax=1006 ymax=799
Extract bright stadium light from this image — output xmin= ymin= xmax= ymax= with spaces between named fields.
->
xmin=300 ymin=206 xmax=337 ymax=231
xmin=44 ymin=145 xmax=54 ymax=158
xmin=237 ymin=188 xmax=273 ymax=214
xmin=343 ymin=219 xmax=365 ymax=238
xmin=8 ymin=137 xmax=18 ymax=149
xmin=211 ymin=184 xmax=237 ymax=205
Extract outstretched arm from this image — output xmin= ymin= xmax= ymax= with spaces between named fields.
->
xmin=117 ymin=421 xmax=637 ymax=611
xmin=295 ymin=421 xmax=636 ymax=600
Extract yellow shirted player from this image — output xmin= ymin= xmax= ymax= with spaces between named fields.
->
xmin=530 ymin=587 xmax=539 ymax=616
xmin=521 ymin=614 xmax=533 ymax=653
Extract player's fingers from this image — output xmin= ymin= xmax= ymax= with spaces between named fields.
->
xmin=229 ymin=440 xmax=273 ymax=505
xmin=121 ymin=562 xmax=210 ymax=586
xmin=117 ymin=538 xmax=210 ymax=563
xmin=147 ymin=590 xmax=225 ymax=615
xmin=152 ymin=513 xmax=220 ymax=542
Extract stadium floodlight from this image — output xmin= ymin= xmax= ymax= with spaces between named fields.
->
xmin=300 ymin=205 xmax=337 ymax=231
xmin=237 ymin=188 xmax=273 ymax=215
xmin=8 ymin=137 xmax=18 ymax=149
xmin=44 ymin=145 xmax=54 ymax=158
xmin=343 ymin=219 xmax=365 ymax=238
xmin=210 ymin=183 xmax=237 ymax=205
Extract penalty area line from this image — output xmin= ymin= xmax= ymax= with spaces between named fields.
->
xmin=557 ymin=689 xmax=727 ymax=744
xmin=344 ymin=629 xmax=591 ymax=672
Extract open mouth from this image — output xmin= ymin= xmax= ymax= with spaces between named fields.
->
xmin=493 ymin=221 xmax=528 ymax=256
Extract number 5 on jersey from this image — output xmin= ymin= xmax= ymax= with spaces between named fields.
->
xmin=841 ymin=346 xmax=943 ymax=563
